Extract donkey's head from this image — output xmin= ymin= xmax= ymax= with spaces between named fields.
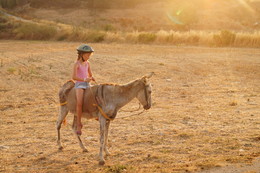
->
xmin=136 ymin=72 xmax=154 ymax=110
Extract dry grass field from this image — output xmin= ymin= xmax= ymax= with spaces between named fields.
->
xmin=0 ymin=41 xmax=259 ymax=172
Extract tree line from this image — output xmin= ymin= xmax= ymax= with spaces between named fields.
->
xmin=0 ymin=0 xmax=162 ymax=9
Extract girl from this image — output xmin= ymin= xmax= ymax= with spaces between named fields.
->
xmin=72 ymin=44 xmax=95 ymax=136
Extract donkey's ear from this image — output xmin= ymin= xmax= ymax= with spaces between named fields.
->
xmin=145 ymin=72 xmax=155 ymax=79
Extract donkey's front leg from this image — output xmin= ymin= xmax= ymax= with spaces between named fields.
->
xmin=104 ymin=120 xmax=111 ymax=156
xmin=99 ymin=116 xmax=107 ymax=165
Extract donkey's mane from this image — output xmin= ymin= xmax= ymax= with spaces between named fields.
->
xmin=100 ymin=78 xmax=143 ymax=88
xmin=99 ymin=83 xmax=119 ymax=86
xmin=121 ymin=79 xmax=142 ymax=89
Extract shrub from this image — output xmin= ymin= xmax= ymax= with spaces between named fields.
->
xmin=106 ymin=164 xmax=128 ymax=173
xmin=213 ymin=30 xmax=236 ymax=46
xmin=68 ymin=26 xmax=84 ymax=41
xmin=0 ymin=15 xmax=18 ymax=38
xmin=105 ymin=32 xmax=124 ymax=43
xmin=14 ymin=22 xmax=57 ymax=40
xmin=7 ymin=67 xmax=16 ymax=74
xmin=102 ymin=24 xmax=116 ymax=31
xmin=0 ymin=0 xmax=16 ymax=8
xmin=166 ymin=32 xmax=183 ymax=44
xmin=86 ymin=30 xmax=106 ymax=42
xmin=0 ymin=16 xmax=8 ymax=31
xmin=234 ymin=31 xmax=260 ymax=48
xmin=138 ymin=33 xmax=156 ymax=43
xmin=186 ymin=34 xmax=200 ymax=44
xmin=29 ymin=0 xmax=80 ymax=8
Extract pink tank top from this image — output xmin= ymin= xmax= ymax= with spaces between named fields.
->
xmin=76 ymin=61 xmax=89 ymax=82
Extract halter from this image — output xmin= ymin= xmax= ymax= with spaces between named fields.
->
xmin=144 ymin=85 xmax=148 ymax=105
xmin=117 ymin=81 xmax=150 ymax=119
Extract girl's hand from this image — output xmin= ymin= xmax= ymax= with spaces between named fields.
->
xmin=91 ymin=77 xmax=96 ymax=82
xmin=84 ymin=78 xmax=91 ymax=82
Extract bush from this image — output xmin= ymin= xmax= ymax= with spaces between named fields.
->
xmin=14 ymin=22 xmax=57 ymax=40
xmin=0 ymin=15 xmax=8 ymax=30
xmin=29 ymin=0 xmax=80 ymax=8
xmin=102 ymin=24 xmax=116 ymax=31
xmin=86 ymin=30 xmax=106 ymax=42
xmin=69 ymin=26 xmax=84 ymax=41
xmin=213 ymin=30 xmax=236 ymax=46
xmin=0 ymin=0 xmax=16 ymax=8
xmin=0 ymin=15 xmax=16 ymax=38
xmin=138 ymin=33 xmax=156 ymax=43
xmin=106 ymin=164 xmax=128 ymax=173
xmin=68 ymin=27 xmax=106 ymax=42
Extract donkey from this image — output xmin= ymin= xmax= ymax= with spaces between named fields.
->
xmin=56 ymin=72 xmax=153 ymax=165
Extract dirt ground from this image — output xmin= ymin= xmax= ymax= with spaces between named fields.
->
xmin=0 ymin=41 xmax=259 ymax=173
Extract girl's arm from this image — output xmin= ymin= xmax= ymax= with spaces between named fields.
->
xmin=88 ymin=62 xmax=92 ymax=78
xmin=72 ymin=63 xmax=81 ymax=81
xmin=88 ymin=62 xmax=95 ymax=82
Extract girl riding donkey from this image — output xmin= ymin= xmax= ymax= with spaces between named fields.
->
xmin=72 ymin=44 xmax=95 ymax=136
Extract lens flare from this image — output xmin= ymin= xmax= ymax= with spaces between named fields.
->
xmin=167 ymin=11 xmax=184 ymax=25
xmin=176 ymin=9 xmax=183 ymax=16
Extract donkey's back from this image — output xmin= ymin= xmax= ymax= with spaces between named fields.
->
xmin=59 ymin=80 xmax=99 ymax=117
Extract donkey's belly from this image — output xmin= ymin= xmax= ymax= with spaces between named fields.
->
xmin=82 ymin=112 xmax=98 ymax=119
xmin=69 ymin=109 xmax=98 ymax=119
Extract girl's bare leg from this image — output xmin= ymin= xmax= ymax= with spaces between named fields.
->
xmin=76 ymin=88 xmax=84 ymax=135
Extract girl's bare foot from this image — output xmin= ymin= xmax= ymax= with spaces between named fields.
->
xmin=76 ymin=123 xmax=83 ymax=136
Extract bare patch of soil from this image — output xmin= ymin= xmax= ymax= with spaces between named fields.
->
xmin=0 ymin=41 xmax=259 ymax=172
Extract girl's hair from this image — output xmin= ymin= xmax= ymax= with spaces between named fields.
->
xmin=77 ymin=51 xmax=93 ymax=60
xmin=77 ymin=51 xmax=83 ymax=60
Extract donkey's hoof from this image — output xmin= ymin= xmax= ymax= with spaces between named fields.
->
xmin=99 ymin=160 xmax=105 ymax=165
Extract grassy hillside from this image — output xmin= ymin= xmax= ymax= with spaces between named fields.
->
xmin=10 ymin=0 xmax=260 ymax=32
xmin=1 ymin=0 xmax=260 ymax=47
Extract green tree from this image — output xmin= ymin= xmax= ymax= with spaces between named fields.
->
xmin=0 ymin=0 xmax=8 ymax=8
xmin=0 ymin=0 xmax=17 ymax=8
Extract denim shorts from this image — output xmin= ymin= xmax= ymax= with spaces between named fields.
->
xmin=75 ymin=82 xmax=90 ymax=89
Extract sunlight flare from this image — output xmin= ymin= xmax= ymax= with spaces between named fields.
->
xmin=237 ymin=0 xmax=255 ymax=13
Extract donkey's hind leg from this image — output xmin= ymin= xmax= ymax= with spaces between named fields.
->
xmin=56 ymin=105 xmax=69 ymax=150
xmin=72 ymin=115 xmax=88 ymax=152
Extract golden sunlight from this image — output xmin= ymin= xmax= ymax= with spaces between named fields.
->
xmin=237 ymin=0 xmax=255 ymax=13
xmin=165 ymin=0 xmax=258 ymax=29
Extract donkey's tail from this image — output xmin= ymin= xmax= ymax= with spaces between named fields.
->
xmin=62 ymin=118 xmax=67 ymax=126
xmin=59 ymin=80 xmax=75 ymax=106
